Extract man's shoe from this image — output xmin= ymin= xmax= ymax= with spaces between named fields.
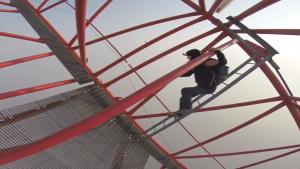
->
xmin=177 ymin=109 xmax=191 ymax=116
xmin=169 ymin=112 xmax=178 ymax=117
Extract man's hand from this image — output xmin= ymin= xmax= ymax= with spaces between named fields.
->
xmin=210 ymin=47 xmax=220 ymax=51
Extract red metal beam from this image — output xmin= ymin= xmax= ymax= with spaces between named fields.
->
xmin=181 ymin=0 xmax=202 ymax=12
xmin=208 ymin=0 xmax=223 ymax=14
xmin=176 ymin=144 xmax=300 ymax=159
xmin=84 ymin=12 xmax=199 ymax=47
xmin=291 ymin=96 xmax=300 ymax=102
xmin=39 ymin=0 xmax=67 ymax=13
xmin=236 ymin=147 xmax=300 ymax=169
xmin=198 ymin=0 xmax=205 ymax=11
xmin=0 ymin=40 xmax=234 ymax=165
xmin=0 ymin=9 xmax=17 ymax=13
xmin=75 ymin=0 xmax=87 ymax=64
xmin=195 ymin=96 xmax=282 ymax=113
xmin=216 ymin=0 xmax=234 ymax=13
xmin=127 ymin=93 xmax=156 ymax=116
xmin=0 ymin=1 xmax=11 ymax=6
xmin=68 ymin=0 xmax=113 ymax=46
xmin=201 ymin=32 xmax=227 ymax=53
xmin=36 ymin=0 xmax=49 ymax=11
xmin=0 ymin=31 xmax=43 ymax=43
xmin=0 ymin=79 xmax=76 ymax=100
xmin=234 ymin=29 xmax=300 ymax=35
xmin=0 ymin=52 xmax=53 ymax=68
xmin=243 ymin=40 xmax=300 ymax=130
xmin=172 ymin=102 xmax=285 ymax=156
xmin=235 ymin=0 xmax=280 ymax=21
xmin=103 ymin=27 xmax=220 ymax=86
xmin=206 ymin=0 xmax=280 ymax=31
xmin=133 ymin=96 xmax=282 ymax=119
xmin=94 ymin=16 xmax=206 ymax=77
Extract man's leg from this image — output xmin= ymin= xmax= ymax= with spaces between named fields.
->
xmin=180 ymin=86 xmax=204 ymax=109
xmin=179 ymin=86 xmax=212 ymax=113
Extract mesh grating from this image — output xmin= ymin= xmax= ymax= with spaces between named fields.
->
xmin=0 ymin=84 xmax=149 ymax=169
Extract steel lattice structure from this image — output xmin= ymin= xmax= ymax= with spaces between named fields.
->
xmin=0 ymin=0 xmax=300 ymax=168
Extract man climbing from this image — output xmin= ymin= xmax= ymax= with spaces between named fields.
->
xmin=176 ymin=48 xmax=227 ymax=116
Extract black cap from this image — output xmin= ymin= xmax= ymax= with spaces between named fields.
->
xmin=185 ymin=49 xmax=201 ymax=59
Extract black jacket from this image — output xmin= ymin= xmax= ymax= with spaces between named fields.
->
xmin=181 ymin=51 xmax=227 ymax=89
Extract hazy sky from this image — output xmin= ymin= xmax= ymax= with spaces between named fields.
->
xmin=1 ymin=0 xmax=300 ymax=168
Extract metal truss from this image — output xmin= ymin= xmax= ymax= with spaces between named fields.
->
xmin=0 ymin=0 xmax=300 ymax=168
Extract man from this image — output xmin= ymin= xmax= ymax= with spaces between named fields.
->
xmin=177 ymin=48 xmax=227 ymax=116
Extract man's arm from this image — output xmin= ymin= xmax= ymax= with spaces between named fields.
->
xmin=214 ymin=50 xmax=227 ymax=65
xmin=181 ymin=69 xmax=194 ymax=77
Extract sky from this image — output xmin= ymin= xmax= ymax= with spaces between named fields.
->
xmin=1 ymin=0 xmax=300 ymax=168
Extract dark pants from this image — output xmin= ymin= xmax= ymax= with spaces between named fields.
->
xmin=179 ymin=86 xmax=214 ymax=110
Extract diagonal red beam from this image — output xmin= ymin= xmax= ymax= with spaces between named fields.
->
xmin=0 ymin=1 xmax=11 ymax=6
xmin=236 ymin=147 xmax=300 ymax=169
xmin=84 ymin=12 xmax=199 ymax=47
xmin=36 ymin=0 xmax=49 ymax=11
xmin=235 ymin=0 xmax=280 ymax=21
xmin=208 ymin=0 xmax=223 ymax=14
xmin=0 ymin=9 xmax=17 ymax=13
xmin=216 ymin=0 xmax=234 ymax=13
xmin=0 ymin=52 xmax=53 ymax=68
xmin=181 ymin=0 xmax=201 ymax=12
xmin=0 ymin=31 xmax=43 ymax=43
xmin=75 ymin=0 xmax=87 ymax=64
xmin=127 ymin=93 xmax=156 ymax=116
xmin=243 ymin=40 xmax=300 ymax=130
xmin=172 ymin=102 xmax=285 ymax=156
xmin=68 ymin=0 xmax=113 ymax=46
xmin=103 ymin=27 xmax=220 ymax=86
xmin=94 ymin=16 xmax=205 ymax=77
xmin=85 ymin=0 xmax=111 ymax=26
xmin=201 ymin=32 xmax=227 ymax=53
xmin=176 ymin=144 xmax=300 ymax=159
xmin=39 ymin=0 xmax=67 ymax=13
xmin=133 ymin=96 xmax=282 ymax=119
xmin=291 ymin=102 xmax=300 ymax=111
xmin=0 ymin=40 xmax=235 ymax=165
xmin=233 ymin=29 xmax=300 ymax=35
xmin=0 ymin=79 xmax=76 ymax=100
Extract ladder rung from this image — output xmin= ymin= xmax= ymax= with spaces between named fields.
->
xmin=222 ymin=82 xmax=228 ymax=85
